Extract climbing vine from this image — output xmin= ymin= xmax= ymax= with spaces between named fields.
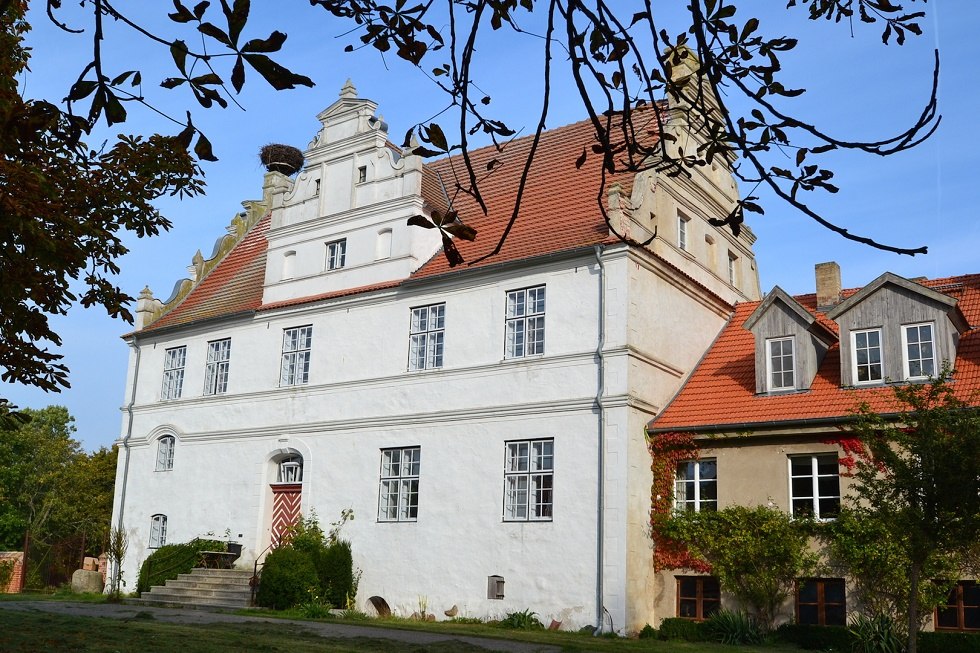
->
xmin=648 ymin=431 xmax=710 ymax=572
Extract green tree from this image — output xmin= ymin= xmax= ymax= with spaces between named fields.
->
xmin=664 ymin=504 xmax=819 ymax=630
xmin=840 ymin=375 xmax=980 ymax=653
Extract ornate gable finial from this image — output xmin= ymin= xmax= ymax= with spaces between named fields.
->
xmin=340 ymin=79 xmax=357 ymax=100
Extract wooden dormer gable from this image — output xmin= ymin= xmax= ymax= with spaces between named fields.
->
xmin=827 ymin=272 xmax=969 ymax=386
xmin=744 ymin=286 xmax=836 ymax=394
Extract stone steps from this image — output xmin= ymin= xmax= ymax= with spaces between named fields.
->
xmin=135 ymin=567 xmax=255 ymax=610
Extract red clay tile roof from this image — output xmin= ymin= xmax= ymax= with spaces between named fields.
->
xmin=142 ymin=215 xmax=271 ymax=332
xmin=138 ymin=112 xmax=656 ymax=332
xmin=649 ymin=274 xmax=980 ymax=433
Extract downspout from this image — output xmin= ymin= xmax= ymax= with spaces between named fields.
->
xmin=115 ymin=339 xmax=141 ymax=532
xmin=593 ymin=244 xmax=607 ymax=634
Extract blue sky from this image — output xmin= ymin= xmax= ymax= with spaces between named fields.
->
xmin=7 ymin=1 xmax=979 ymax=450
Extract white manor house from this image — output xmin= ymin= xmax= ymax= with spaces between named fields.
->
xmin=109 ymin=79 xmax=761 ymax=632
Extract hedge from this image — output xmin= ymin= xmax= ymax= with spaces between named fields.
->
xmin=136 ymin=538 xmax=226 ymax=594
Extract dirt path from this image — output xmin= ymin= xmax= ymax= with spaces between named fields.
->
xmin=0 ymin=601 xmax=561 ymax=652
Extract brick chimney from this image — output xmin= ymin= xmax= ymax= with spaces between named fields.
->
xmin=815 ymin=261 xmax=842 ymax=310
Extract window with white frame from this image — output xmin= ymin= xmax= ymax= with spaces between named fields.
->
xmin=852 ymin=328 xmax=883 ymax=384
xmin=505 ymin=286 xmax=546 ymax=359
xmin=789 ymin=454 xmax=840 ymax=520
xmin=408 ymin=304 xmax=445 ymax=371
xmin=727 ymin=252 xmax=738 ymax=286
xmin=903 ymin=322 xmax=935 ymax=379
xmin=378 ymin=447 xmax=420 ymax=521
xmin=155 ymin=435 xmax=175 ymax=471
xmin=767 ymin=337 xmax=796 ymax=391
xmin=325 ymin=238 xmax=347 ymax=270
xmin=204 ymin=338 xmax=231 ymax=395
xmin=280 ymin=326 xmax=312 ymax=386
xmin=275 ymin=455 xmax=303 ymax=484
xmin=149 ymin=514 xmax=167 ymax=548
xmin=678 ymin=215 xmax=690 ymax=251
xmin=675 ymin=459 xmax=717 ymax=512
xmin=503 ymin=439 xmax=553 ymax=521
xmin=161 ymin=346 xmax=186 ymax=400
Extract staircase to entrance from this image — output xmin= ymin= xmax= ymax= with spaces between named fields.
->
xmin=133 ymin=568 xmax=254 ymax=609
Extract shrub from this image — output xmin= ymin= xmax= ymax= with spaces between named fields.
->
xmin=297 ymin=590 xmax=333 ymax=619
xmin=136 ymin=538 xmax=225 ymax=594
xmin=499 ymin=609 xmax=544 ymax=630
xmin=317 ymin=539 xmax=355 ymax=608
xmin=255 ymin=546 xmax=317 ymax=610
xmin=849 ymin=613 xmax=904 ymax=653
xmin=658 ymin=617 xmax=709 ymax=641
xmin=917 ymin=631 xmax=980 ymax=653
xmin=775 ymin=623 xmax=851 ymax=651
xmin=705 ymin=609 xmax=765 ymax=645
xmin=638 ymin=624 xmax=657 ymax=639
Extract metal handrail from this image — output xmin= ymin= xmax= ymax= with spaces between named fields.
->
xmin=250 ymin=540 xmax=278 ymax=606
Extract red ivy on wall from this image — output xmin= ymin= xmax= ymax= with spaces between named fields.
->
xmin=820 ymin=436 xmax=867 ymax=475
xmin=649 ymin=431 xmax=711 ymax=573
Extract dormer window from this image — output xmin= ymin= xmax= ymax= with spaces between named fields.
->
xmin=852 ymin=328 xmax=883 ymax=384
xmin=766 ymin=337 xmax=795 ymax=391
xmin=902 ymin=323 xmax=935 ymax=379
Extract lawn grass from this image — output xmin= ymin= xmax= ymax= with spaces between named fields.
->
xmin=0 ymin=598 xmax=807 ymax=652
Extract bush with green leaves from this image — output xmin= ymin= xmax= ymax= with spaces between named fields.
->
xmin=849 ymin=613 xmax=904 ymax=653
xmin=663 ymin=505 xmax=818 ymax=630
xmin=917 ymin=631 xmax=980 ymax=653
xmin=705 ymin=609 xmax=765 ymax=645
xmin=255 ymin=545 xmax=318 ymax=610
xmin=498 ymin=609 xmax=543 ymax=630
xmin=637 ymin=623 xmax=657 ymax=639
xmin=317 ymin=539 xmax=354 ymax=608
xmin=657 ymin=617 xmax=709 ymax=641
xmin=775 ymin=623 xmax=851 ymax=651
xmin=136 ymin=538 xmax=225 ymax=594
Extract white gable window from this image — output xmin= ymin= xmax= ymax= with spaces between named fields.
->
xmin=149 ymin=514 xmax=168 ymax=548
xmin=155 ymin=435 xmax=175 ymax=472
xmin=325 ymin=238 xmax=347 ymax=270
xmin=505 ymin=286 xmax=546 ymax=359
xmin=280 ymin=326 xmax=312 ymax=386
xmin=789 ymin=454 xmax=840 ymax=520
xmin=503 ymin=439 xmax=553 ymax=521
xmin=378 ymin=447 xmax=420 ymax=522
xmin=678 ymin=214 xmax=690 ymax=251
xmin=161 ymin=346 xmax=186 ymax=400
xmin=408 ymin=303 xmax=445 ymax=371
xmin=903 ymin=323 xmax=935 ymax=379
xmin=767 ymin=337 xmax=796 ymax=391
xmin=204 ymin=338 xmax=231 ymax=395
xmin=852 ymin=328 xmax=883 ymax=384
xmin=675 ymin=459 xmax=717 ymax=512
xmin=276 ymin=455 xmax=303 ymax=484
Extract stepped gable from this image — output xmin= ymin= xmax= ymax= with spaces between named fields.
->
xmin=141 ymin=215 xmax=271 ymax=332
xmin=650 ymin=273 xmax=980 ymax=432
xmin=413 ymin=112 xmax=654 ymax=278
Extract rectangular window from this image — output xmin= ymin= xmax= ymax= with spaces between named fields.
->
xmin=280 ymin=326 xmax=312 ymax=386
xmin=161 ymin=346 xmax=186 ymax=400
xmin=325 ymin=239 xmax=347 ymax=270
xmin=675 ymin=459 xmax=717 ymax=512
xmin=155 ymin=436 xmax=175 ymax=472
xmin=505 ymin=286 xmax=546 ymax=359
xmin=678 ymin=215 xmax=690 ymax=251
xmin=852 ymin=328 xmax=883 ymax=384
xmin=408 ymin=303 xmax=445 ymax=371
xmin=728 ymin=252 xmax=738 ymax=286
xmin=790 ymin=454 xmax=840 ymax=520
xmin=503 ymin=439 xmax=553 ymax=521
xmin=204 ymin=338 xmax=231 ymax=395
xmin=936 ymin=581 xmax=979 ymax=631
xmin=677 ymin=576 xmax=721 ymax=621
xmin=378 ymin=447 xmax=420 ymax=522
xmin=903 ymin=323 xmax=935 ymax=379
xmin=797 ymin=578 xmax=846 ymax=626
xmin=767 ymin=337 xmax=796 ymax=391
xmin=149 ymin=514 xmax=168 ymax=548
